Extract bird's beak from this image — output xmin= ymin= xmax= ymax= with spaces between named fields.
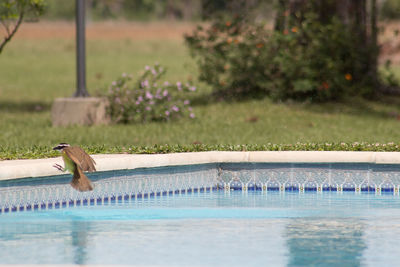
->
xmin=53 ymin=146 xmax=59 ymax=150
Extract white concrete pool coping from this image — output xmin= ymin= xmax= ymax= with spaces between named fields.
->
xmin=1 ymin=151 xmax=400 ymax=181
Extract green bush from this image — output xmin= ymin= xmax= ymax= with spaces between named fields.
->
xmin=381 ymin=0 xmax=400 ymax=20
xmin=41 ymin=0 xmax=75 ymax=20
xmin=185 ymin=13 xmax=376 ymax=102
xmin=106 ymin=64 xmax=196 ymax=124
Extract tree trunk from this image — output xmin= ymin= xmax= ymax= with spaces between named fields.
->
xmin=369 ymin=0 xmax=379 ymax=86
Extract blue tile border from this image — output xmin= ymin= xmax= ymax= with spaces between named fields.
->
xmin=2 ymin=162 xmax=400 ymax=213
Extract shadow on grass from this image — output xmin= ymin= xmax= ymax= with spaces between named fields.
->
xmin=191 ymin=90 xmax=400 ymax=121
xmin=0 ymin=100 xmax=51 ymax=113
xmin=189 ymin=90 xmax=268 ymax=106
xmin=294 ymin=95 xmax=400 ymax=120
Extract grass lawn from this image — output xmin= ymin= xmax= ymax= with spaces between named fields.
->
xmin=1 ymin=22 xmax=400 ymax=159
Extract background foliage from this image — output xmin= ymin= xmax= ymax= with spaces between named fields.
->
xmin=106 ymin=64 xmax=196 ymax=123
xmin=381 ymin=0 xmax=400 ymax=20
xmin=39 ymin=0 xmax=400 ymax=21
xmin=0 ymin=0 xmax=399 ymax=159
xmin=40 ymin=0 xmax=275 ymax=21
xmin=0 ymin=0 xmax=45 ymax=53
xmin=185 ymin=1 xmax=398 ymax=102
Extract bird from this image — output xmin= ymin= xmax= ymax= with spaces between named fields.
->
xmin=53 ymin=143 xmax=96 ymax=192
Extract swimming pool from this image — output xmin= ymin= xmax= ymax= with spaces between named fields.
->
xmin=1 ymin=190 xmax=400 ymax=266
xmin=2 ymin=155 xmax=400 ymax=266
xmin=1 ymin=161 xmax=400 ymax=213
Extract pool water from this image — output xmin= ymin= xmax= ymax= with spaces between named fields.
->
xmin=1 ymin=191 xmax=400 ymax=266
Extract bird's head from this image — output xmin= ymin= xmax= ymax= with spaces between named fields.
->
xmin=53 ymin=143 xmax=71 ymax=151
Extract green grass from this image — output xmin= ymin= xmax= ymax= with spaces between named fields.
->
xmin=1 ymin=36 xmax=400 ymax=159
xmin=391 ymin=65 xmax=400 ymax=80
xmin=0 ymin=38 xmax=197 ymax=102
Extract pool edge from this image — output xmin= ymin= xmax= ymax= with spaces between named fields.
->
xmin=1 ymin=151 xmax=400 ymax=181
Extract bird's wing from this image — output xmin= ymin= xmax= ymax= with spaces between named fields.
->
xmin=65 ymin=146 xmax=96 ymax=172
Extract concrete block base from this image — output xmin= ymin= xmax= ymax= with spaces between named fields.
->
xmin=51 ymin=97 xmax=110 ymax=126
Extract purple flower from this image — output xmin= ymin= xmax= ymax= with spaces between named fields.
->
xmin=155 ymin=88 xmax=162 ymax=99
xmin=190 ymin=113 xmax=195 ymax=118
xmin=135 ymin=101 xmax=140 ymax=105
xmin=141 ymin=80 xmax=149 ymax=88
xmin=164 ymin=81 xmax=170 ymax=86
xmin=146 ymin=106 xmax=151 ymax=111
xmin=145 ymin=65 xmax=150 ymax=70
xmin=163 ymin=90 xmax=169 ymax=97
xmin=145 ymin=91 xmax=153 ymax=99
xmin=151 ymin=69 xmax=157 ymax=75
xmin=184 ymin=100 xmax=190 ymax=105
xmin=115 ymin=97 xmax=121 ymax=104
xmin=188 ymin=107 xmax=193 ymax=111
xmin=189 ymin=86 xmax=196 ymax=91
xmin=122 ymin=72 xmax=127 ymax=77
xmin=172 ymin=105 xmax=179 ymax=112
xmin=112 ymin=81 xmax=117 ymax=86
xmin=165 ymin=110 xmax=170 ymax=116
xmin=149 ymin=100 xmax=155 ymax=105
xmin=138 ymin=96 xmax=143 ymax=102
xmin=177 ymin=82 xmax=182 ymax=91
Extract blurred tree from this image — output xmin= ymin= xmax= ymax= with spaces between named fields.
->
xmin=186 ymin=0 xmax=399 ymax=101
xmin=165 ymin=0 xmax=201 ymax=20
xmin=201 ymin=0 xmax=273 ymax=20
xmin=41 ymin=0 xmax=273 ymax=22
xmin=381 ymin=0 xmax=400 ymax=20
xmin=42 ymin=0 xmax=74 ymax=20
xmin=0 ymin=0 xmax=45 ymax=53
xmin=274 ymin=0 xmax=387 ymax=94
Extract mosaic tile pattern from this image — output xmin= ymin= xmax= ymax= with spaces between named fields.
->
xmin=2 ymin=163 xmax=400 ymax=213
xmin=217 ymin=163 xmax=400 ymax=194
xmin=0 ymin=164 xmax=218 ymax=213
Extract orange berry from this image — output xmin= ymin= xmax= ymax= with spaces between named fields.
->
xmin=318 ymin=82 xmax=330 ymax=91
xmin=256 ymin=43 xmax=264 ymax=49
xmin=345 ymin=73 xmax=352 ymax=81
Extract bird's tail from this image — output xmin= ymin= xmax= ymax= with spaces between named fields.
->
xmin=71 ymin=167 xmax=94 ymax=192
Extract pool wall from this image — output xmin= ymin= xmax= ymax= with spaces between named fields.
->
xmin=1 ymin=151 xmax=400 ymax=213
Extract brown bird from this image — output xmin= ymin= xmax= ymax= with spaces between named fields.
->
xmin=53 ymin=143 xmax=96 ymax=192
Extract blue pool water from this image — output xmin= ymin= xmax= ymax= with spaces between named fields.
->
xmin=1 ymin=191 xmax=400 ymax=266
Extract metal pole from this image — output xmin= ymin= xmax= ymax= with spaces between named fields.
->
xmin=74 ymin=0 xmax=89 ymax=97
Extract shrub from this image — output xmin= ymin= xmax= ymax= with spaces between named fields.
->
xmin=185 ymin=13 xmax=377 ymax=102
xmin=106 ymin=64 xmax=196 ymax=124
xmin=381 ymin=0 xmax=400 ymax=20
